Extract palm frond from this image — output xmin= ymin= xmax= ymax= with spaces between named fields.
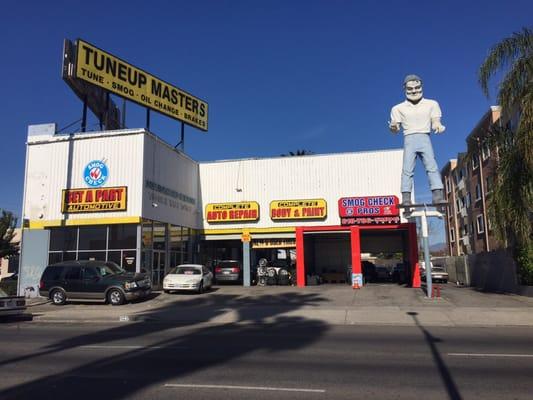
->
xmin=478 ymin=27 xmax=533 ymax=98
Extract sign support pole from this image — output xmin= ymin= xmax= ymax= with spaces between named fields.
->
xmin=181 ymin=121 xmax=185 ymax=151
xmin=121 ymin=98 xmax=126 ymax=129
xmin=146 ymin=109 xmax=151 ymax=131
xmin=81 ymin=97 xmax=88 ymax=132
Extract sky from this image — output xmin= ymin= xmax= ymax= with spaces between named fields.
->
xmin=1 ymin=0 xmax=531 ymax=244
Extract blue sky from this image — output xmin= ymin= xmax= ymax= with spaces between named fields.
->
xmin=1 ymin=0 xmax=531 ymax=244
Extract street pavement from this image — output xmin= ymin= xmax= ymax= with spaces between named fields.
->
xmin=15 ymin=282 xmax=533 ymax=327
xmin=0 ymin=320 xmax=532 ymax=399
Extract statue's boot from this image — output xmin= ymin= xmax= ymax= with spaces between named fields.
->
xmin=401 ymin=192 xmax=412 ymax=205
xmin=432 ymin=189 xmax=444 ymax=204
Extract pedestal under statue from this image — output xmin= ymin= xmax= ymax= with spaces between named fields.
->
xmin=389 ymin=74 xmax=445 ymax=205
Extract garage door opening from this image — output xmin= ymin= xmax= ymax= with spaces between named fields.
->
xmin=296 ymin=224 xmax=420 ymax=288
xmin=303 ymin=232 xmax=351 ymax=285
xmin=360 ymin=229 xmax=410 ymax=285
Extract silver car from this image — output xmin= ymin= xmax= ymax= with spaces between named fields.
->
xmin=163 ymin=264 xmax=213 ymax=294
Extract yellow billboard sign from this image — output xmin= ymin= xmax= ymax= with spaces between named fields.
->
xmin=75 ymin=39 xmax=208 ymax=131
xmin=62 ymin=186 xmax=127 ymax=213
xmin=270 ymin=199 xmax=327 ymax=220
xmin=206 ymin=202 xmax=260 ymax=223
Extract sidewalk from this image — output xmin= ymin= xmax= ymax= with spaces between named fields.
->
xmin=23 ymin=283 xmax=533 ymax=327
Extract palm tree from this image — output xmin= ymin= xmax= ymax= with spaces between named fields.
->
xmin=280 ymin=149 xmax=315 ymax=157
xmin=469 ymin=28 xmax=532 ymax=284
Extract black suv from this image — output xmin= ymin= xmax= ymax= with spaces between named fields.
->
xmin=39 ymin=260 xmax=151 ymax=306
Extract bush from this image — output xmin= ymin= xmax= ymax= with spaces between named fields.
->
xmin=516 ymin=242 xmax=533 ymax=286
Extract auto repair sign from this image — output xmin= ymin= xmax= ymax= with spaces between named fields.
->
xmin=206 ymin=202 xmax=260 ymax=223
xmin=338 ymin=195 xmax=399 ymax=217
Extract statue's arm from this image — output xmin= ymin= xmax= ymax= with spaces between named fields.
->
xmin=431 ymin=101 xmax=445 ymax=133
xmin=389 ymin=107 xmax=401 ymax=134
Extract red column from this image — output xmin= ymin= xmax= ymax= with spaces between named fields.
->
xmin=408 ymin=222 xmax=421 ymax=288
xmin=296 ymin=227 xmax=305 ymax=287
xmin=350 ymin=226 xmax=362 ymax=287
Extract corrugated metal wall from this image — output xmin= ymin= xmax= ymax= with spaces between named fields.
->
xmin=199 ymin=149 xmax=404 ymax=230
xmin=142 ymin=134 xmax=200 ymax=228
xmin=24 ymin=130 xmax=145 ymax=224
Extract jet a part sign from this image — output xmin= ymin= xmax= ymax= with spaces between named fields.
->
xmin=75 ymin=39 xmax=208 ymax=131
xmin=62 ymin=186 xmax=127 ymax=213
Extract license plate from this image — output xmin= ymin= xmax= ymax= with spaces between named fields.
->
xmin=223 ymin=271 xmax=230 ymax=275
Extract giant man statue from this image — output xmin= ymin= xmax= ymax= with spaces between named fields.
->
xmin=389 ymin=74 xmax=445 ymax=205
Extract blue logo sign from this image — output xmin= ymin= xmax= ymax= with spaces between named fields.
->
xmin=84 ymin=160 xmax=108 ymax=187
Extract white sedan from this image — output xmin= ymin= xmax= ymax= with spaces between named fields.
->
xmin=163 ymin=264 xmax=213 ymax=294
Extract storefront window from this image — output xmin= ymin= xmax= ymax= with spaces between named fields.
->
xmin=78 ymin=226 xmax=107 ymax=250
xmin=109 ymin=224 xmax=137 ymax=249
xmin=49 ymin=227 xmax=77 ymax=251
xmin=153 ymin=222 xmax=166 ymax=250
xmin=78 ymin=250 xmax=106 ymax=261
xmin=142 ymin=220 xmax=153 ymax=249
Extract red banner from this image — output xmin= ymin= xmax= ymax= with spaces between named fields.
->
xmin=338 ymin=195 xmax=399 ymax=218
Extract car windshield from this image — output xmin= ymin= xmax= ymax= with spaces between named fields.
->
xmin=105 ymin=262 xmax=125 ymax=274
xmin=94 ymin=264 xmax=119 ymax=277
xmin=171 ymin=266 xmax=201 ymax=275
xmin=219 ymin=262 xmax=239 ymax=268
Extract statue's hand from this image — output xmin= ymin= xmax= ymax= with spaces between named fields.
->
xmin=432 ymin=118 xmax=446 ymax=134
xmin=433 ymin=123 xmax=446 ymax=134
xmin=388 ymin=121 xmax=401 ymax=134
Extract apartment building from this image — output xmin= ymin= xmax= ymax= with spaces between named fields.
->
xmin=441 ymin=106 xmax=503 ymax=256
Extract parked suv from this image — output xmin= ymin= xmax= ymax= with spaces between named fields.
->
xmin=39 ymin=260 xmax=151 ymax=306
xmin=214 ymin=260 xmax=242 ymax=283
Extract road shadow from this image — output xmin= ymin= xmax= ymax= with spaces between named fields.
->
xmin=407 ymin=311 xmax=462 ymax=400
xmin=0 ymin=291 xmax=329 ymax=399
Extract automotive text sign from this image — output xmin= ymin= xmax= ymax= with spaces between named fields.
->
xmin=75 ymin=39 xmax=208 ymax=131
xmin=206 ymin=202 xmax=259 ymax=223
xmin=270 ymin=199 xmax=327 ymax=220
xmin=62 ymin=186 xmax=127 ymax=213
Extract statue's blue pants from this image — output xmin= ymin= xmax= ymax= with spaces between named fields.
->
xmin=401 ymin=133 xmax=443 ymax=192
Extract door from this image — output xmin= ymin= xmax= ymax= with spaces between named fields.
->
xmin=82 ymin=266 xmax=106 ymax=299
xmin=152 ymin=250 xmax=166 ymax=288
xmin=62 ymin=266 xmax=83 ymax=297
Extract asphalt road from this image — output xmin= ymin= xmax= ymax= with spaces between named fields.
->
xmin=0 ymin=320 xmax=532 ymax=399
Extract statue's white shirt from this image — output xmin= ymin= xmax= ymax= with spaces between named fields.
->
xmin=390 ymin=98 xmax=442 ymax=135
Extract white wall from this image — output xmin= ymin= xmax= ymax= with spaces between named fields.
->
xmin=199 ymin=149 xmax=404 ymax=230
xmin=24 ymin=129 xmax=145 ymax=224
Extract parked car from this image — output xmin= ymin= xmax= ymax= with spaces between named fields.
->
xmin=421 ymin=266 xmax=449 ymax=284
xmin=39 ymin=260 xmax=152 ymax=306
xmin=375 ymin=265 xmax=392 ymax=281
xmin=214 ymin=260 xmax=242 ymax=283
xmin=392 ymin=263 xmax=406 ymax=283
xmin=163 ymin=264 xmax=213 ymax=293
xmin=0 ymin=287 xmax=26 ymax=317
xmin=0 ymin=273 xmax=18 ymax=296
xmin=362 ymin=261 xmax=376 ymax=283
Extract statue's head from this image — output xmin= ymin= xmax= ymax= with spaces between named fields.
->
xmin=404 ymin=74 xmax=423 ymax=102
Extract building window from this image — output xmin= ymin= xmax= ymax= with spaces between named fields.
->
xmin=455 ymin=198 xmax=461 ymax=212
xmin=466 ymin=192 xmax=471 ymax=208
xmin=450 ymin=228 xmax=455 ymax=242
xmin=78 ymin=226 xmax=107 ymax=250
xmin=470 ymin=222 xmax=475 ymax=236
xmin=485 ymin=176 xmax=492 ymax=192
xmin=482 ymin=144 xmax=491 ymax=160
xmin=476 ymin=214 xmax=485 ymax=233
xmin=472 ymin=154 xmax=479 ymax=170
xmin=475 ymin=184 xmax=482 ymax=201
xmin=446 ymin=177 xmax=451 ymax=193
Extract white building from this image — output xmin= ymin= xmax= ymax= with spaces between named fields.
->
xmin=18 ymin=124 xmax=421 ymax=294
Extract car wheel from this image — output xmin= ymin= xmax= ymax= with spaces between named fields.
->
xmin=51 ymin=289 xmax=66 ymax=305
xmin=108 ymin=289 xmax=125 ymax=306
xmin=197 ymin=282 xmax=204 ymax=294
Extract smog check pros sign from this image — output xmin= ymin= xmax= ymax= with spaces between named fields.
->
xmin=84 ymin=160 xmax=108 ymax=187
xmin=338 ymin=195 xmax=399 ymax=217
